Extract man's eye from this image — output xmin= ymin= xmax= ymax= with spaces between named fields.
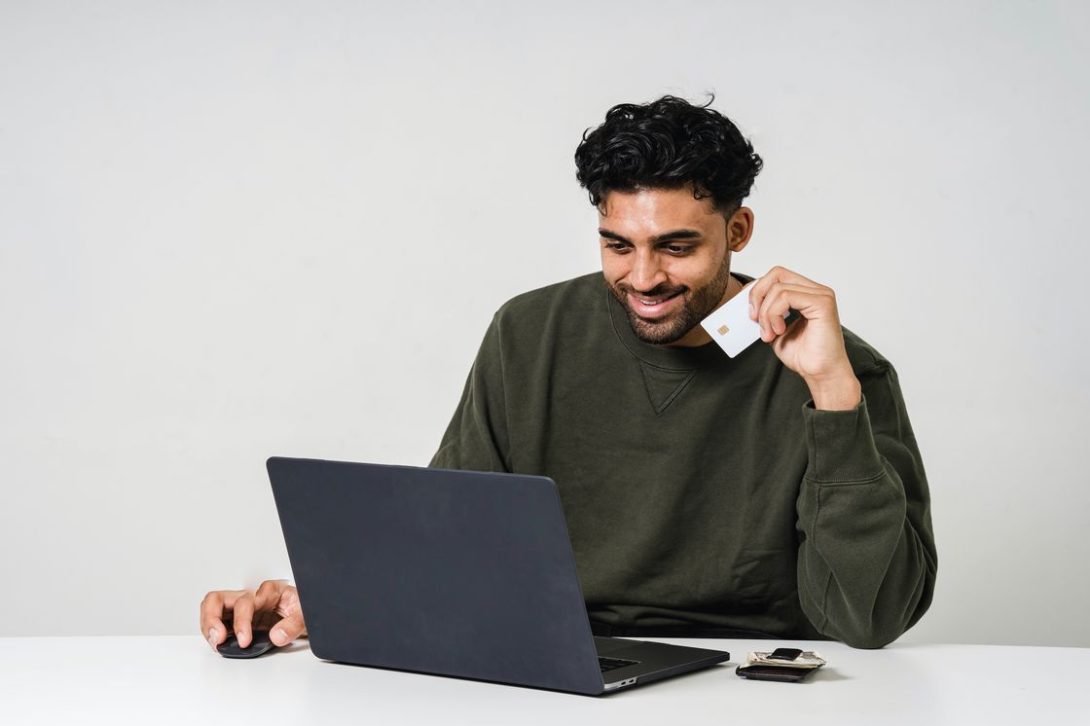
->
xmin=665 ymin=245 xmax=691 ymax=254
xmin=604 ymin=242 xmax=630 ymax=253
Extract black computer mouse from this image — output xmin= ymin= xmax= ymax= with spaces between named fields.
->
xmin=217 ymin=630 xmax=277 ymax=659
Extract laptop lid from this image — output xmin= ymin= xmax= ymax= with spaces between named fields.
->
xmin=267 ymin=457 xmax=607 ymax=694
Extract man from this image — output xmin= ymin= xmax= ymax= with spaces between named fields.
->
xmin=201 ymin=96 xmax=936 ymax=652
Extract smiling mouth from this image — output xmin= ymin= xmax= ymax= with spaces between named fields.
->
xmin=626 ymin=290 xmax=685 ymax=320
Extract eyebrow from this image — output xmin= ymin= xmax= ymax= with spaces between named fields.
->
xmin=598 ymin=228 xmax=703 ymax=244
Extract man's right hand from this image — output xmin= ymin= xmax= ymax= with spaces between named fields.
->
xmin=200 ymin=579 xmax=307 ymax=652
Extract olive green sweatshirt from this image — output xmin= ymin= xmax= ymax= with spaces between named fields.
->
xmin=430 ymin=272 xmax=936 ymax=648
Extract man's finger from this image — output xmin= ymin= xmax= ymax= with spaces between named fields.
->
xmin=762 ymin=265 xmax=823 ymax=289
xmin=269 ymin=614 xmax=306 ymax=647
xmin=232 ymin=593 xmax=256 ymax=648
xmin=748 ymin=266 xmax=824 ymax=322
xmin=201 ymin=591 xmax=242 ymax=648
xmin=758 ymin=284 xmax=834 ymax=341
xmin=199 ymin=591 xmax=226 ymax=649
xmin=253 ymin=579 xmax=285 ymax=613
xmin=200 ymin=590 xmax=245 ymax=650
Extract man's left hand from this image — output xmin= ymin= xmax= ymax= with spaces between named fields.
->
xmin=747 ymin=266 xmax=862 ymax=411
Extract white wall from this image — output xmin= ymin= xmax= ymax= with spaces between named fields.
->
xmin=2 ymin=0 xmax=1087 ymax=646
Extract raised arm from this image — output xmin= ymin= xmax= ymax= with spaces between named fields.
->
xmin=748 ymin=266 xmax=937 ymax=647
xmin=795 ymin=366 xmax=936 ymax=647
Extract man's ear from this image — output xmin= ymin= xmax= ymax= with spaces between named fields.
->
xmin=726 ymin=206 xmax=754 ymax=253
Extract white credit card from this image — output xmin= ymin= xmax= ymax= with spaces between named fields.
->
xmin=700 ymin=282 xmax=785 ymax=358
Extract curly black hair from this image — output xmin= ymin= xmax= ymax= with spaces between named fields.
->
xmin=574 ymin=94 xmax=763 ymax=215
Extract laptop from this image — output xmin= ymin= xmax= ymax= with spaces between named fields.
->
xmin=267 ymin=457 xmax=730 ymax=695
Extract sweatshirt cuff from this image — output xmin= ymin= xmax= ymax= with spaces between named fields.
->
xmin=802 ymin=394 xmax=885 ymax=484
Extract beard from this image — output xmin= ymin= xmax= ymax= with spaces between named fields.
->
xmin=608 ymin=255 xmax=733 ymax=345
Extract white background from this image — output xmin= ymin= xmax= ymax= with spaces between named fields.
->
xmin=2 ymin=0 xmax=1087 ymax=646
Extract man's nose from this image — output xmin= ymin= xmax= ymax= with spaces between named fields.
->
xmin=630 ymin=250 xmax=667 ymax=291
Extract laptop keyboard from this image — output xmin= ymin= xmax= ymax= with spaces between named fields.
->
xmin=599 ymin=656 xmax=640 ymax=673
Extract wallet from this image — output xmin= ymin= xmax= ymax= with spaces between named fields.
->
xmin=735 ymin=648 xmax=826 ymax=683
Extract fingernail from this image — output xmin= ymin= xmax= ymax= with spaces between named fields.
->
xmin=207 ymin=628 xmax=217 ymax=648
xmin=273 ymin=628 xmax=287 ymax=645
xmin=749 ymin=302 xmax=754 ymax=317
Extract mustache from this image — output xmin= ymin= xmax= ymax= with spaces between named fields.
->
xmin=614 ymin=282 xmax=689 ymax=298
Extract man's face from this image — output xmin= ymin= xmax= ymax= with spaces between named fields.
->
xmin=599 ymin=187 xmax=751 ymax=347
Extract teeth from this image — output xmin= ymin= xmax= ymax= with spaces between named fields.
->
xmin=629 ymin=291 xmax=679 ymax=308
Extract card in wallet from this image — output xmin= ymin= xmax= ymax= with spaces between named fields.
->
xmin=735 ymin=648 xmax=826 ymax=683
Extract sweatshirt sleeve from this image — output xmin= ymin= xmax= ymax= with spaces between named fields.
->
xmin=428 ymin=315 xmax=512 ymax=473
xmin=794 ymin=363 xmax=937 ymax=648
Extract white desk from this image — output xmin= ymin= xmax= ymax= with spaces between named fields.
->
xmin=1 ymin=636 xmax=1085 ymax=725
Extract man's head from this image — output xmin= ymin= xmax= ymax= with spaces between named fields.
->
xmin=574 ymin=96 xmax=763 ymax=346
